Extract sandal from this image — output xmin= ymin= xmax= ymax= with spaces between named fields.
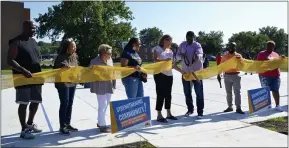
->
xmin=167 ymin=116 xmax=178 ymax=120
xmin=157 ymin=118 xmax=168 ymax=123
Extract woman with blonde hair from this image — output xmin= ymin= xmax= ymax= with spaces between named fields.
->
xmin=90 ymin=44 xmax=116 ymax=133
xmin=54 ymin=38 xmax=79 ymax=135
xmin=152 ymin=34 xmax=179 ymax=123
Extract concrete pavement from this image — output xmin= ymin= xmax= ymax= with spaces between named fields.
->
xmin=1 ymin=71 xmax=288 ymax=147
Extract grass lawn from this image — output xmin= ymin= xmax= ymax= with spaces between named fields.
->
xmin=252 ymin=116 xmax=288 ymax=135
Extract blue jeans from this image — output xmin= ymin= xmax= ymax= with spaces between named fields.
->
xmin=122 ymin=77 xmax=144 ymax=99
xmin=259 ymin=75 xmax=281 ymax=92
xmin=182 ymin=78 xmax=204 ymax=115
xmin=56 ymin=85 xmax=76 ymax=128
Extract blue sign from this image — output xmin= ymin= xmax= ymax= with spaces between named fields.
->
xmin=248 ymin=87 xmax=271 ymax=114
xmin=110 ymin=96 xmax=151 ymax=133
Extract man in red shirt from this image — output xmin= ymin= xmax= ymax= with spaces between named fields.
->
xmin=256 ymin=41 xmax=283 ymax=112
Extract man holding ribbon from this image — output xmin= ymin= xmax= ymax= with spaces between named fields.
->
xmin=221 ymin=42 xmax=245 ymax=114
xmin=174 ymin=31 xmax=204 ymax=118
xmin=7 ymin=20 xmax=42 ymax=139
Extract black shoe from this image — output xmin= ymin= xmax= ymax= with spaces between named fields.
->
xmin=245 ymin=73 xmax=247 ymax=75
xmin=184 ymin=111 xmax=193 ymax=117
xmin=236 ymin=108 xmax=245 ymax=114
xmin=167 ymin=116 xmax=178 ymax=120
xmin=59 ymin=127 xmax=70 ymax=135
xmin=66 ymin=125 xmax=78 ymax=132
xmin=157 ymin=118 xmax=168 ymax=123
xmin=224 ymin=107 xmax=233 ymax=112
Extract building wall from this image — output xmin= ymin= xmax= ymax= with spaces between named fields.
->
xmin=1 ymin=1 xmax=30 ymax=69
xmin=138 ymin=46 xmax=153 ymax=62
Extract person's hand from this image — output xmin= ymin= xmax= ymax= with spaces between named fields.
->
xmin=235 ymin=55 xmax=242 ymax=59
xmin=22 ymin=69 xmax=32 ymax=78
xmin=165 ymin=58 xmax=172 ymax=61
xmin=63 ymin=64 xmax=71 ymax=69
xmin=180 ymin=70 xmax=187 ymax=75
xmin=135 ymin=65 xmax=141 ymax=71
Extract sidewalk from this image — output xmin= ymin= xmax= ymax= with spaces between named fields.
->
xmin=1 ymin=71 xmax=288 ymax=147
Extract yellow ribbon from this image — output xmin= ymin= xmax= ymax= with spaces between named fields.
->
xmin=1 ymin=57 xmax=287 ymax=90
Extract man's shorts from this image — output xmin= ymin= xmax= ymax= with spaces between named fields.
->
xmin=16 ymin=85 xmax=42 ymax=105
xmin=259 ymin=75 xmax=280 ymax=92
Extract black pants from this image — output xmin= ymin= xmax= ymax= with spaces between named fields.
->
xmin=56 ymin=85 xmax=76 ymax=128
xmin=153 ymin=73 xmax=173 ymax=111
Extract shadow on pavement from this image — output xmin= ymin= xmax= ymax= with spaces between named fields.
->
xmin=1 ymin=128 xmax=107 ymax=147
xmin=114 ymin=105 xmax=288 ymax=138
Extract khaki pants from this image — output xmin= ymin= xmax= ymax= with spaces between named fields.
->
xmin=224 ymin=74 xmax=241 ymax=109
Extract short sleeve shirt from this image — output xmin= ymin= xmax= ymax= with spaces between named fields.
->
xmin=257 ymin=50 xmax=280 ymax=77
xmin=152 ymin=46 xmax=173 ymax=76
xmin=177 ymin=41 xmax=203 ymax=72
xmin=121 ymin=48 xmax=142 ymax=78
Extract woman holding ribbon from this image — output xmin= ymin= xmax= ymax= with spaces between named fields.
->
xmin=90 ymin=44 xmax=116 ymax=133
xmin=54 ymin=38 xmax=79 ymax=135
xmin=152 ymin=35 xmax=178 ymax=123
xmin=120 ymin=37 xmax=146 ymax=99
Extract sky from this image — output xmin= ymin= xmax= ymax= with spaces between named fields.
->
xmin=24 ymin=1 xmax=287 ymax=45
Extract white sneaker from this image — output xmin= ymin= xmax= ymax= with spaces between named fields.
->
xmin=275 ymin=106 xmax=283 ymax=112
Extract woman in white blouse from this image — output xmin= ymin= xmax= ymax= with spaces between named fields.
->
xmin=152 ymin=35 xmax=180 ymax=123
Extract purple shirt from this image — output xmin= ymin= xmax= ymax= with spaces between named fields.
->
xmin=177 ymin=41 xmax=203 ymax=72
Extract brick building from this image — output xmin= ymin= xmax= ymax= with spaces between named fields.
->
xmin=1 ymin=1 xmax=30 ymax=69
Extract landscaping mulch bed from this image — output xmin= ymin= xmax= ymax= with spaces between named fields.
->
xmin=252 ymin=116 xmax=288 ymax=135
xmin=106 ymin=141 xmax=155 ymax=148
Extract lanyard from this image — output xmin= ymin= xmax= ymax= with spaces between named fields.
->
xmin=183 ymin=44 xmax=196 ymax=67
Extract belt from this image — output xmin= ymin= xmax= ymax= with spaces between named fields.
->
xmin=225 ymin=72 xmax=240 ymax=75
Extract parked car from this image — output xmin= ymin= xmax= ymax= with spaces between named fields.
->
xmin=207 ymin=55 xmax=216 ymax=61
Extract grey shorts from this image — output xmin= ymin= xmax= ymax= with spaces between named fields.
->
xmin=16 ymin=85 xmax=42 ymax=104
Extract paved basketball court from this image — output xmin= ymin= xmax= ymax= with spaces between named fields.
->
xmin=1 ymin=71 xmax=288 ymax=147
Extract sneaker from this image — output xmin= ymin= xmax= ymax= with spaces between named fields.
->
xmin=224 ymin=107 xmax=233 ymax=112
xmin=236 ymin=108 xmax=245 ymax=114
xmin=275 ymin=106 xmax=283 ymax=112
xmin=184 ymin=111 xmax=193 ymax=117
xmin=197 ymin=115 xmax=203 ymax=119
xmin=26 ymin=123 xmax=42 ymax=133
xmin=66 ymin=125 xmax=78 ymax=132
xmin=20 ymin=128 xmax=35 ymax=139
xmin=59 ymin=127 xmax=70 ymax=136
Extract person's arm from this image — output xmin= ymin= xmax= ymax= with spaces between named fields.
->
xmin=173 ymin=43 xmax=184 ymax=74
xmin=153 ymin=48 xmax=170 ymax=62
xmin=120 ymin=51 xmax=140 ymax=71
xmin=194 ymin=43 xmax=203 ymax=61
xmin=256 ymin=52 xmax=263 ymax=61
xmin=53 ymin=55 xmax=70 ymax=69
xmin=7 ymin=41 xmax=32 ymax=78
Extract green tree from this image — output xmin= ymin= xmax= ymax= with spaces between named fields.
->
xmin=38 ymin=41 xmax=59 ymax=55
xmin=228 ymin=31 xmax=270 ymax=56
xmin=259 ymin=26 xmax=287 ymax=54
xmin=196 ymin=31 xmax=224 ymax=55
xmin=35 ymin=1 xmax=136 ymax=66
xmin=139 ymin=27 xmax=163 ymax=47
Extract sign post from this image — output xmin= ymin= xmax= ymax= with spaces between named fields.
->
xmin=248 ymin=87 xmax=271 ymax=114
xmin=110 ymin=96 xmax=151 ymax=133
